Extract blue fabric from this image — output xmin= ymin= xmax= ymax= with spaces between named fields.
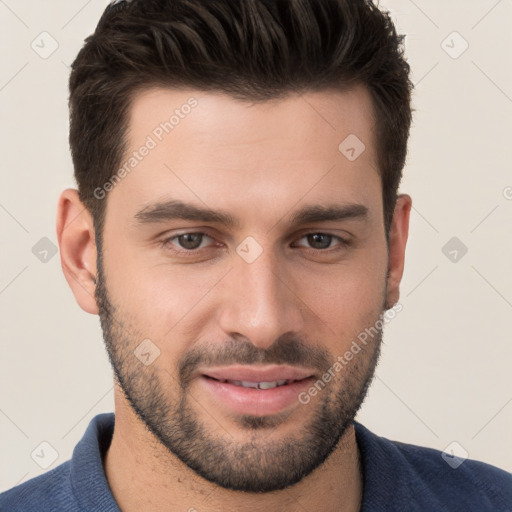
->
xmin=1 ymin=412 xmax=511 ymax=511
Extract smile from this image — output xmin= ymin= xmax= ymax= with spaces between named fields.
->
xmin=211 ymin=379 xmax=298 ymax=389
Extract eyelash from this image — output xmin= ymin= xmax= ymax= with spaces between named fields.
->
xmin=159 ymin=231 xmax=350 ymax=256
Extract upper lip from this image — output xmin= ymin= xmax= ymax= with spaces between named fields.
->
xmin=200 ymin=365 xmax=315 ymax=382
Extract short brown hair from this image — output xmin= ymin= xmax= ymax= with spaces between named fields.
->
xmin=69 ymin=0 xmax=413 ymax=237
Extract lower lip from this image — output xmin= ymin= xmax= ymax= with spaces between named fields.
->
xmin=199 ymin=376 xmax=314 ymax=416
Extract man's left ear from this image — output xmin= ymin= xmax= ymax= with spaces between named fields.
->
xmin=385 ymin=193 xmax=412 ymax=309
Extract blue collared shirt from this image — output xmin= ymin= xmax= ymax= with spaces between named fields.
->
xmin=1 ymin=413 xmax=510 ymax=511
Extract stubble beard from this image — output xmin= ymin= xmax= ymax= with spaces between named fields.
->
xmin=95 ymin=250 xmax=383 ymax=492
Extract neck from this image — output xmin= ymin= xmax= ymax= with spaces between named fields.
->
xmin=104 ymin=389 xmax=363 ymax=512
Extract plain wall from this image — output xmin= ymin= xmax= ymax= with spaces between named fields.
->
xmin=1 ymin=0 xmax=511 ymax=490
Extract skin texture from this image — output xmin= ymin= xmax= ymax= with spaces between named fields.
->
xmin=57 ymin=85 xmax=411 ymax=512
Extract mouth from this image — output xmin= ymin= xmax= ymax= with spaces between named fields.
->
xmin=200 ymin=364 xmax=315 ymax=383
xmin=197 ymin=365 xmax=316 ymax=416
xmin=203 ymin=376 xmax=306 ymax=390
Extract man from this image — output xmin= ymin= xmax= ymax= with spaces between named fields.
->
xmin=1 ymin=0 xmax=510 ymax=510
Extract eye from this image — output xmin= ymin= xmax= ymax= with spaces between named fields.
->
xmin=163 ymin=232 xmax=214 ymax=251
xmin=294 ymin=233 xmax=347 ymax=250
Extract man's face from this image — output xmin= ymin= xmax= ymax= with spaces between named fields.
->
xmin=96 ymin=86 xmax=391 ymax=492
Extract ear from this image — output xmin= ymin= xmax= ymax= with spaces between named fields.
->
xmin=385 ymin=193 xmax=412 ymax=309
xmin=56 ymin=189 xmax=99 ymax=314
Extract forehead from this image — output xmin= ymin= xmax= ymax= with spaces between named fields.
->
xmin=127 ymin=84 xmax=377 ymax=158
xmin=106 ymin=85 xmax=381 ymax=225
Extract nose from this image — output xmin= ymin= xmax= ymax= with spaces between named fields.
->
xmin=217 ymin=246 xmax=305 ymax=350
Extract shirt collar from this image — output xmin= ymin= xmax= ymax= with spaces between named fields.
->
xmin=70 ymin=412 xmax=120 ymax=511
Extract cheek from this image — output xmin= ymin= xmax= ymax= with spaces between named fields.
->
xmin=295 ymin=249 xmax=388 ymax=341
xmin=102 ymin=224 xmax=387 ymax=353
xmin=108 ymin=257 xmax=231 ymax=341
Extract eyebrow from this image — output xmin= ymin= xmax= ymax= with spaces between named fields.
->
xmin=134 ymin=200 xmax=240 ymax=227
xmin=133 ymin=199 xmax=368 ymax=228
xmin=288 ymin=203 xmax=368 ymax=226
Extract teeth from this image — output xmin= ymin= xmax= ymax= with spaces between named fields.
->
xmin=223 ymin=379 xmax=292 ymax=389
xmin=256 ymin=381 xmax=277 ymax=389
xmin=239 ymin=381 xmax=259 ymax=388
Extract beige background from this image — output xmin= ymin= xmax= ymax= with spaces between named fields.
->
xmin=1 ymin=0 xmax=511 ymax=490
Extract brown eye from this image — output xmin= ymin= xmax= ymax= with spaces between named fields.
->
xmin=176 ymin=233 xmax=204 ymax=250
xmin=162 ymin=232 xmax=214 ymax=252
xmin=295 ymin=233 xmax=346 ymax=250
xmin=306 ymin=233 xmax=333 ymax=250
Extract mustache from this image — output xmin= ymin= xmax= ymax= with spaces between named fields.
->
xmin=178 ymin=334 xmax=332 ymax=388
